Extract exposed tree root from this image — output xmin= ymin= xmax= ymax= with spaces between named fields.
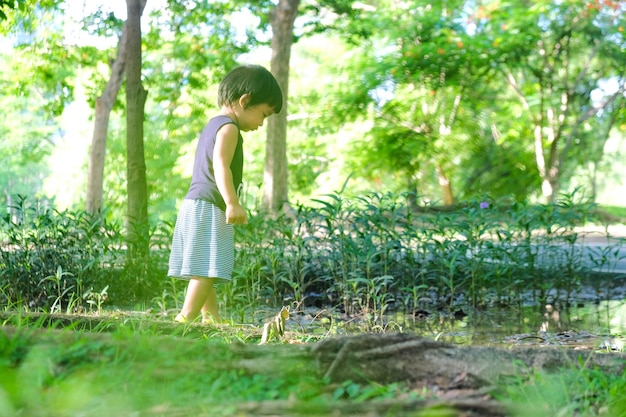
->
xmin=311 ymin=333 xmax=626 ymax=389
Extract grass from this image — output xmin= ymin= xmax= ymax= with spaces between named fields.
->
xmin=0 ymin=300 xmax=626 ymax=417
xmin=0 ymin=318 xmax=424 ymax=417
xmin=2 ymin=308 xmax=626 ymax=417
xmin=495 ymin=367 xmax=626 ymax=417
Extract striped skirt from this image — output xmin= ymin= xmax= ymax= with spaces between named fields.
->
xmin=167 ymin=199 xmax=234 ymax=283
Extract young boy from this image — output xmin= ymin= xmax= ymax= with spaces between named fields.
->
xmin=168 ymin=65 xmax=283 ymax=324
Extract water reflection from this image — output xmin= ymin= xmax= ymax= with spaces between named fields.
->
xmin=394 ymin=300 xmax=626 ymax=349
xmin=291 ymin=298 xmax=626 ymax=350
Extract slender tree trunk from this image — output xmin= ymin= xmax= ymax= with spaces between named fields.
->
xmin=536 ymin=115 xmax=566 ymax=203
xmin=86 ymin=26 xmax=128 ymax=215
xmin=406 ymin=175 xmax=419 ymax=212
xmin=5 ymin=181 xmax=14 ymax=223
xmin=262 ymin=0 xmax=300 ymax=213
xmin=125 ymin=0 xmax=149 ymax=257
xmin=86 ymin=0 xmax=146 ymax=215
xmin=436 ymin=165 xmax=454 ymax=206
xmin=533 ymin=120 xmax=554 ymax=202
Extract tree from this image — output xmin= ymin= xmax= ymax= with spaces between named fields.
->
xmin=125 ymin=0 xmax=149 ymax=257
xmin=84 ymin=0 xmax=248 ymax=222
xmin=86 ymin=1 xmax=147 ymax=215
xmin=0 ymin=0 xmax=84 ymax=210
xmin=475 ymin=0 xmax=626 ymax=202
xmin=307 ymin=0 xmax=490 ymax=205
xmin=301 ymin=0 xmax=625 ymax=205
xmin=0 ymin=54 xmax=55 ymax=211
xmin=262 ymin=0 xmax=300 ymax=213
xmin=240 ymin=0 xmax=369 ymax=213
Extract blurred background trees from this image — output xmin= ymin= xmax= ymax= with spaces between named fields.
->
xmin=0 ymin=0 xmax=624 ymax=226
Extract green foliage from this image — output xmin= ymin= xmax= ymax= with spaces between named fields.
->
xmin=1 ymin=2 xmax=83 ymax=116
xmin=0 ymin=0 xmax=16 ymax=21
xmin=298 ymin=0 xmax=626 ymax=204
xmin=0 ymin=188 xmax=623 ymax=415
xmin=0 ymin=196 xmax=166 ymax=310
xmin=3 ymin=190 xmax=619 ymax=322
xmin=595 ymin=205 xmax=626 ymax=223
xmin=0 ymin=196 xmax=105 ymax=310
xmin=224 ymin=190 xmax=615 ymax=323
xmin=0 ymin=312 xmax=623 ymax=417
xmin=332 ymin=379 xmax=410 ymax=402
xmin=145 ymin=0 xmax=248 ymax=106
xmin=0 ymin=54 xmax=57 ymax=207
xmin=490 ymin=0 xmax=624 ymax=201
xmin=2 ymin=0 xmax=625 ymax=224
xmin=609 ymin=370 xmax=626 ymax=417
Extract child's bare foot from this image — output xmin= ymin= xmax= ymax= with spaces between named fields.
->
xmin=174 ymin=313 xmax=188 ymax=323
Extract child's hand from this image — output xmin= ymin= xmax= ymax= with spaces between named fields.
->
xmin=225 ymin=203 xmax=248 ymax=225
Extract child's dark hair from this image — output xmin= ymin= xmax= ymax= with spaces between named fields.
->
xmin=218 ymin=65 xmax=283 ymax=114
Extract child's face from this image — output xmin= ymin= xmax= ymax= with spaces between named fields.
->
xmin=238 ymin=103 xmax=275 ymax=132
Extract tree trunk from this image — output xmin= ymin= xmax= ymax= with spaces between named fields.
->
xmin=86 ymin=26 xmax=128 ymax=215
xmin=5 ymin=181 xmax=14 ymax=223
xmin=436 ymin=165 xmax=455 ymax=206
xmin=406 ymin=175 xmax=419 ymax=212
xmin=86 ymin=1 xmax=146 ymax=216
xmin=262 ymin=0 xmax=300 ymax=213
xmin=125 ymin=0 xmax=149 ymax=257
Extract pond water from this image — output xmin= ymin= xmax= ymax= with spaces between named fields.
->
xmin=400 ymin=299 xmax=626 ymax=349
xmin=123 ymin=273 xmax=626 ymax=351
xmin=292 ymin=287 xmax=626 ymax=351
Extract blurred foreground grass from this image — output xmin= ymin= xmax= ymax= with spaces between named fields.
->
xmin=1 ymin=313 xmax=626 ymax=417
xmin=0 ymin=316 xmax=423 ymax=417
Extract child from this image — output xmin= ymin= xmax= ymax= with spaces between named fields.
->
xmin=168 ymin=65 xmax=283 ymax=324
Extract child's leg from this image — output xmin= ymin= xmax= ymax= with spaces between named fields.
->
xmin=201 ymin=279 xmax=221 ymax=324
xmin=178 ymin=277 xmax=215 ymax=322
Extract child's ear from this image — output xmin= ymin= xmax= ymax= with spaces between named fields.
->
xmin=239 ymin=94 xmax=251 ymax=108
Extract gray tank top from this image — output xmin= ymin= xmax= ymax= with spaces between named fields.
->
xmin=185 ymin=115 xmax=243 ymax=211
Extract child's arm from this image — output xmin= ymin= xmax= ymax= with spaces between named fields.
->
xmin=214 ymin=124 xmax=248 ymax=225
